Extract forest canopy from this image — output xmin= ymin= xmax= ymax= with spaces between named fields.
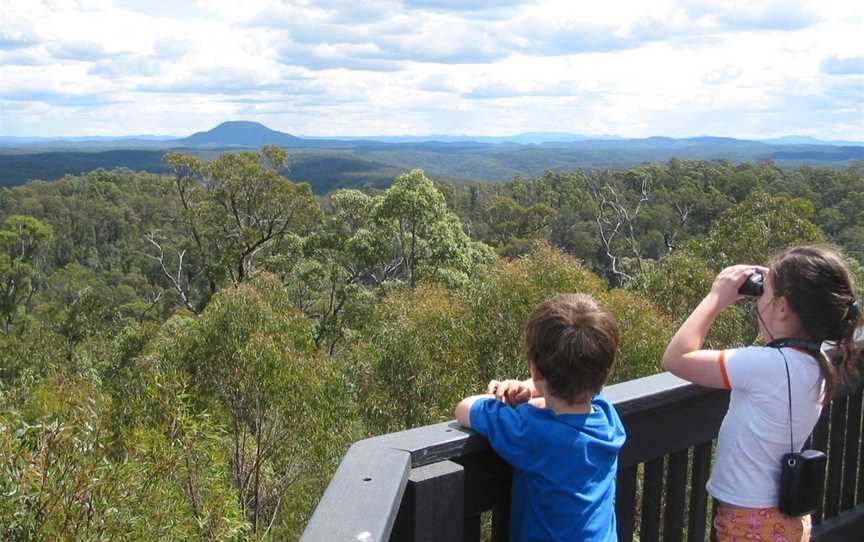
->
xmin=1 ymin=152 xmax=863 ymax=540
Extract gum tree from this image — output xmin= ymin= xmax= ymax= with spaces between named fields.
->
xmin=154 ymin=147 xmax=321 ymax=313
xmin=0 ymin=215 xmax=53 ymax=332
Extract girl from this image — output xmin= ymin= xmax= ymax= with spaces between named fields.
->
xmin=662 ymin=245 xmax=861 ymax=541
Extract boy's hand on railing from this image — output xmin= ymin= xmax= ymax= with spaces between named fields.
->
xmin=487 ymin=379 xmax=532 ymax=406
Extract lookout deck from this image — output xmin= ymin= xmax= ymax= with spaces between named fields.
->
xmin=303 ymin=345 xmax=864 ymax=541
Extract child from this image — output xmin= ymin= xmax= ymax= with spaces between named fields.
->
xmin=662 ymin=245 xmax=861 ymax=542
xmin=455 ymin=293 xmax=626 ymax=542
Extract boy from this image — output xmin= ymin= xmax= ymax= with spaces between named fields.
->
xmin=455 ymin=293 xmax=626 ymax=542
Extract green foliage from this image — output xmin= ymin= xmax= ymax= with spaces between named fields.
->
xmin=482 ymin=196 xmax=557 ymax=254
xmin=1 ymin=158 xmax=863 ymax=538
xmin=161 ymin=148 xmax=323 ymax=312
xmin=375 ymin=169 xmax=480 ymax=287
xmin=0 ymin=377 xmax=246 ymax=542
xmin=147 ymin=276 xmax=353 ymax=538
xmin=0 ymin=215 xmax=53 ymax=332
xmin=467 ymin=243 xmax=607 ymax=383
xmin=695 ymin=191 xmax=825 ymax=268
xmin=603 ymin=287 xmax=675 ymax=383
xmin=346 ymin=284 xmax=474 ymax=434
xmin=348 ymin=244 xmax=673 ymax=434
xmin=629 ymin=251 xmax=749 ymax=349
xmin=275 ymin=173 xmax=492 ymax=354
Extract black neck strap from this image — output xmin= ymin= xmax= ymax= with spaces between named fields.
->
xmin=766 ymin=338 xmax=822 ymax=358
xmin=768 ymin=338 xmax=822 ymax=454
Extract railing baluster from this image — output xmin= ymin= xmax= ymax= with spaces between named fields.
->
xmin=641 ymin=457 xmax=665 ymax=542
xmin=688 ymin=441 xmax=713 ymax=542
xmin=843 ymin=392 xmax=862 ymax=511
xmin=390 ymin=461 xmax=465 ymax=542
xmin=456 ymin=451 xmax=511 ymax=542
xmin=664 ymin=450 xmax=688 ymax=542
xmin=826 ymin=397 xmax=848 ymax=519
xmin=859 ymin=394 xmax=864 ymax=507
xmin=463 ymin=515 xmax=481 ymax=542
xmin=811 ymin=403 xmax=831 ymax=524
xmin=616 ymin=465 xmax=638 ymax=542
xmin=490 ymin=488 xmax=510 ymax=542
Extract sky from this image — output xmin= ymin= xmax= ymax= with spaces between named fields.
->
xmin=1 ymin=0 xmax=862 ymax=139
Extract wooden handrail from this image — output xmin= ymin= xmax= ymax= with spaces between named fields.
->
xmin=303 ymin=341 xmax=864 ymax=541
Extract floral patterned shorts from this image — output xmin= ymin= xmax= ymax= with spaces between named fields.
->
xmin=714 ymin=505 xmax=811 ymax=542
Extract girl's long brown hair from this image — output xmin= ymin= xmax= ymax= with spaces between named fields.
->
xmin=770 ymin=245 xmax=861 ymax=402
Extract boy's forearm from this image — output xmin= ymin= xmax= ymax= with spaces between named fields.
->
xmin=522 ymin=378 xmax=542 ymax=398
xmin=455 ymin=394 xmax=493 ymax=428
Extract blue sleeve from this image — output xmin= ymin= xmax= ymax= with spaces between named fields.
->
xmin=593 ymin=393 xmax=627 ymax=447
xmin=469 ymin=397 xmax=532 ymax=469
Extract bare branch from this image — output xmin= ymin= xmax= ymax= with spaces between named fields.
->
xmin=589 ymin=174 xmax=652 ymax=284
xmin=143 ymin=231 xmax=198 ymax=315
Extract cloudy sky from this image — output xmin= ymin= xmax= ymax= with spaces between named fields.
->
xmin=1 ymin=0 xmax=862 ymax=139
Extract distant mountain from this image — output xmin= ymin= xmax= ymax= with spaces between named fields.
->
xmin=760 ymin=135 xmax=864 ymax=146
xmin=307 ymin=132 xmax=624 ymax=145
xmin=2 ymin=121 xmax=862 ymax=192
xmin=3 ymin=121 xmax=862 ymax=150
xmin=175 ymin=121 xmax=304 ymax=148
xmin=0 ymin=135 xmax=175 ymax=144
xmin=0 ymin=149 xmax=405 ymax=193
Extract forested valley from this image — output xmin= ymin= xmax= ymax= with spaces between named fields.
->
xmin=2 ymin=149 xmax=863 ymax=540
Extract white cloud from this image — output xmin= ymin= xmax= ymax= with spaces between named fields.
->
xmin=1 ymin=0 xmax=862 ymax=139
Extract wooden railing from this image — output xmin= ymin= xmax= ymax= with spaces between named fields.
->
xmin=303 ymin=346 xmax=864 ymax=541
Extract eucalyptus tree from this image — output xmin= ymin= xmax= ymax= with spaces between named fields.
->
xmin=149 ymin=275 xmax=352 ymax=537
xmin=374 ymin=169 xmax=489 ymax=288
xmin=0 ymin=215 xmax=53 ymax=332
xmin=156 ymin=146 xmax=321 ymax=313
xmin=695 ymin=190 xmax=825 ymax=269
xmin=281 ymin=170 xmax=493 ymax=353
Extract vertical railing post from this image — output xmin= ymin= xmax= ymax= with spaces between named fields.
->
xmin=390 ymin=460 xmax=465 ymax=542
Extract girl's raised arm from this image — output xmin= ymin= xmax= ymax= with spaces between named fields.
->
xmin=662 ymin=265 xmax=764 ymax=388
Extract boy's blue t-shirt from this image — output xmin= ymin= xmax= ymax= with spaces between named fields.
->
xmin=470 ymin=394 xmax=626 ymax=542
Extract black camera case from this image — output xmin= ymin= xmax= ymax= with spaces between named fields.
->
xmin=779 ymin=449 xmax=827 ymax=516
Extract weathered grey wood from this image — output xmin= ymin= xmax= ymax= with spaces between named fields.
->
xmin=688 ymin=441 xmax=713 ymax=542
xmin=616 ymin=387 xmax=728 ymax=468
xmin=826 ymin=397 xmax=848 ymax=518
xmin=640 ymin=457 xmax=664 ymax=542
xmin=615 ymin=465 xmax=637 ymax=542
xmin=359 ymin=421 xmax=490 ymax=469
xmin=490 ymin=488 xmax=510 ymax=542
xmin=302 ymin=443 xmax=410 ymax=542
xmin=390 ymin=461 xmax=464 ymax=542
xmin=842 ymin=392 xmax=862 ymax=510
xmin=812 ymin=503 xmax=864 ymax=542
xmin=663 ymin=450 xmax=688 ymax=542
xmin=605 ymin=372 xmax=714 ymax=416
xmin=457 ymin=451 xmax=511 ymax=516
xmin=811 ymin=404 xmax=831 ymax=524
xmin=463 ymin=515 xmax=481 ymax=542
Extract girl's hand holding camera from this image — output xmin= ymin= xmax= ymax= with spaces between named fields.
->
xmin=709 ymin=264 xmax=769 ymax=308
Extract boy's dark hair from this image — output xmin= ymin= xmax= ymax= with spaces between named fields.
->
xmin=770 ymin=245 xmax=861 ymax=402
xmin=525 ymin=293 xmax=619 ymax=402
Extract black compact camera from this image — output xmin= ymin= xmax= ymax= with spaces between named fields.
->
xmin=739 ymin=272 xmax=764 ymax=296
xmin=779 ymin=449 xmax=827 ymax=516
